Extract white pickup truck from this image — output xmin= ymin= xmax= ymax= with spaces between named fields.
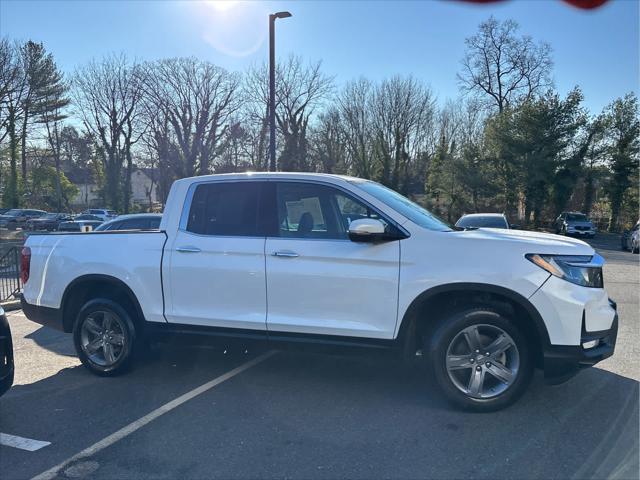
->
xmin=20 ymin=173 xmax=618 ymax=411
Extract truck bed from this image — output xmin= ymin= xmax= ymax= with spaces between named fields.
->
xmin=22 ymin=231 xmax=168 ymax=325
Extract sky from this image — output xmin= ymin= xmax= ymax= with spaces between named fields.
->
xmin=1 ymin=0 xmax=638 ymax=114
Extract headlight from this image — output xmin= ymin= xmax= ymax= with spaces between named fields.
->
xmin=526 ymin=254 xmax=604 ymax=288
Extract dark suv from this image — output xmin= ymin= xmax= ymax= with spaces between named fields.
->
xmin=0 ymin=209 xmax=47 ymax=230
xmin=25 ymin=213 xmax=73 ymax=231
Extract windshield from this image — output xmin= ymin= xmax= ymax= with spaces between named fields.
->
xmin=456 ymin=215 xmax=508 ymax=229
xmin=4 ymin=209 xmax=21 ymax=216
xmin=566 ymin=213 xmax=589 ymax=222
xmin=353 ymin=181 xmax=452 ymax=231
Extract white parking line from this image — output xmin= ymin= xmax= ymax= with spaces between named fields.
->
xmin=31 ymin=350 xmax=276 ymax=480
xmin=0 ymin=433 xmax=51 ymax=452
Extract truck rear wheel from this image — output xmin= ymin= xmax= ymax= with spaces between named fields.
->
xmin=73 ymin=298 xmax=138 ymax=376
xmin=426 ymin=307 xmax=533 ymax=412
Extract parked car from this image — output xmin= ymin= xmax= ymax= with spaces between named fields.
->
xmin=455 ymin=213 xmax=511 ymax=230
xmin=621 ymin=221 xmax=639 ymax=253
xmin=0 ymin=308 xmax=14 ymax=397
xmin=57 ymin=214 xmax=104 ymax=232
xmin=20 ymin=173 xmax=617 ymax=412
xmin=25 ymin=213 xmax=73 ymax=231
xmin=554 ymin=212 xmax=596 ymax=238
xmin=95 ymin=213 xmax=162 ymax=231
xmin=82 ymin=209 xmax=117 ymax=222
xmin=0 ymin=209 xmax=47 ymax=230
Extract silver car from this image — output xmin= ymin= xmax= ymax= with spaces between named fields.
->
xmin=554 ymin=212 xmax=596 ymax=238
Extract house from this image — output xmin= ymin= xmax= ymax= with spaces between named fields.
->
xmin=68 ymin=168 xmax=159 ymax=211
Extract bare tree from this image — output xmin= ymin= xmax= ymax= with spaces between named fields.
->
xmin=0 ymin=38 xmax=27 ymax=206
xmin=337 ymin=78 xmax=373 ymax=178
xmin=140 ymin=57 xmax=241 ymax=179
xmin=73 ymin=54 xmax=144 ymax=211
xmin=246 ymin=56 xmax=333 ymax=171
xmin=0 ymin=38 xmax=22 ymax=144
xmin=369 ymin=76 xmax=436 ymax=191
xmin=308 ymin=107 xmax=347 ymax=174
xmin=458 ymin=16 xmax=553 ymax=112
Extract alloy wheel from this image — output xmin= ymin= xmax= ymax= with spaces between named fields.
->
xmin=445 ymin=324 xmax=520 ymax=399
xmin=80 ymin=310 xmax=127 ymax=367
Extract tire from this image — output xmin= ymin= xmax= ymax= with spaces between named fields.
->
xmin=633 ymin=242 xmax=639 ymax=254
xmin=73 ymin=298 xmax=139 ymax=376
xmin=426 ymin=307 xmax=533 ymax=412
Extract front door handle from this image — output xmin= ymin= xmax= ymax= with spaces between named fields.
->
xmin=272 ymin=250 xmax=299 ymax=258
xmin=176 ymin=246 xmax=201 ymax=253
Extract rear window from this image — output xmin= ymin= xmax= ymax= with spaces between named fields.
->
xmin=456 ymin=215 xmax=508 ymax=229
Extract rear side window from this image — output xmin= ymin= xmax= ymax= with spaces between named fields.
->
xmin=103 ymin=221 xmax=122 ymax=231
xmin=186 ymin=182 xmax=261 ymax=237
xmin=120 ymin=218 xmax=152 ymax=230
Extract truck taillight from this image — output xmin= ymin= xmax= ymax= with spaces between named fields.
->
xmin=20 ymin=247 xmax=31 ymax=284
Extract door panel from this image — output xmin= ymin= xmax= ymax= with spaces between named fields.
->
xmin=265 ymin=182 xmax=401 ymax=339
xmin=165 ymin=231 xmax=267 ymax=329
xmin=265 ymin=238 xmax=400 ymax=338
xmin=163 ymin=181 xmax=267 ymax=330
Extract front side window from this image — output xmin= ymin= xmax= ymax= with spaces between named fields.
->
xmin=275 ymin=182 xmax=388 ymax=240
xmin=352 ymin=180 xmax=452 ymax=232
xmin=186 ymin=182 xmax=260 ymax=237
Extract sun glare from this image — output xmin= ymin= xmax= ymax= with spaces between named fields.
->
xmin=209 ymin=1 xmax=239 ymax=12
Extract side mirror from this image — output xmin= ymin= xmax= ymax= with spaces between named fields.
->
xmin=348 ymin=218 xmax=387 ymax=242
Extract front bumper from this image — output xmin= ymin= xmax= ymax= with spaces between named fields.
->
xmin=565 ymin=227 xmax=596 ymax=236
xmin=542 ymin=301 xmax=618 ymax=384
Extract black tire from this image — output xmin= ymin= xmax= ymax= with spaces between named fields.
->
xmin=426 ymin=307 xmax=533 ymax=412
xmin=73 ymin=298 xmax=139 ymax=376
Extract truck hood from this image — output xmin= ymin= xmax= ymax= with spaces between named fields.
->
xmin=456 ymin=228 xmax=595 ymax=256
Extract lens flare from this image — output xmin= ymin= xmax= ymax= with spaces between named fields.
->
xmin=193 ymin=1 xmax=268 ymax=58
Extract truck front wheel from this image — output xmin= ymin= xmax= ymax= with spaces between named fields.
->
xmin=73 ymin=298 xmax=138 ymax=376
xmin=426 ymin=308 xmax=533 ymax=412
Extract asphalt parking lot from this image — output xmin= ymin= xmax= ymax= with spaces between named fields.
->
xmin=1 ymin=234 xmax=638 ymax=480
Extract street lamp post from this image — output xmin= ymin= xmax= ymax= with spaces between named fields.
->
xmin=269 ymin=11 xmax=292 ymax=172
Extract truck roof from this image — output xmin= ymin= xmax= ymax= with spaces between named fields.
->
xmin=173 ymin=171 xmax=363 ymax=185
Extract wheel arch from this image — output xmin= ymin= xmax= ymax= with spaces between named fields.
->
xmin=60 ymin=274 xmax=146 ymax=333
xmin=396 ymin=283 xmax=551 ymax=366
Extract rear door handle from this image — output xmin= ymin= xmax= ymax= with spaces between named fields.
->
xmin=176 ymin=246 xmax=201 ymax=253
xmin=272 ymin=250 xmax=299 ymax=258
